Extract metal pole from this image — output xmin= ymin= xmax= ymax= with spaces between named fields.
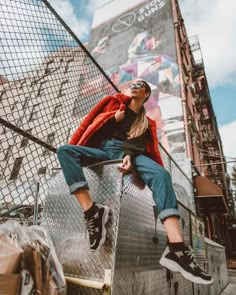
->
xmin=41 ymin=0 xmax=119 ymax=93
xmin=33 ymin=182 xmax=40 ymax=225
xmin=0 ymin=117 xmax=57 ymax=153
xmin=194 ymin=160 xmax=236 ymax=168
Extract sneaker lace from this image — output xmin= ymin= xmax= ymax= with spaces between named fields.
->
xmin=86 ymin=217 xmax=95 ymax=235
xmin=184 ymin=247 xmax=198 ymax=266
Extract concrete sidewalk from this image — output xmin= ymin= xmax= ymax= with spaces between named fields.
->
xmin=220 ymin=269 xmax=236 ymax=295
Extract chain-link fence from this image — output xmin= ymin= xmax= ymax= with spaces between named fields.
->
xmin=0 ymin=0 xmax=193 ymax=225
xmin=0 ymin=0 xmax=119 ymax=223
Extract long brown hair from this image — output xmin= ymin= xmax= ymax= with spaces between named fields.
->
xmin=127 ymin=106 xmax=149 ymax=139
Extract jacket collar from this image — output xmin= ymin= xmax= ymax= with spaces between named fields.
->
xmin=114 ymin=93 xmax=132 ymax=104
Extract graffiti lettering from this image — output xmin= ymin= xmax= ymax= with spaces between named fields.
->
xmin=112 ymin=12 xmax=136 ymax=33
xmin=112 ymin=0 xmax=166 ymax=32
xmin=0 ymin=89 xmax=7 ymax=102
xmin=0 ymin=125 xmax=6 ymax=135
xmin=138 ymin=0 xmax=166 ymax=22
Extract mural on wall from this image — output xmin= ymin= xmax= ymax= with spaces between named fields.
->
xmin=89 ymin=0 xmax=187 ymax=161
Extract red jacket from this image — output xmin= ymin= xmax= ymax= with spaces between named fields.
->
xmin=69 ymin=93 xmax=164 ymax=166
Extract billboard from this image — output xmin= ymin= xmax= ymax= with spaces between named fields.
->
xmin=88 ymin=0 xmax=187 ymax=162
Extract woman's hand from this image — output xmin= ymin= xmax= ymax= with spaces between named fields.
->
xmin=118 ymin=155 xmax=132 ymax=174
xmin=114 ymin=109 xmax=125 ymax=122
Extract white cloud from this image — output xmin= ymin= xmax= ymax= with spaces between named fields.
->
xmin=48 ymin=0 xmax=91 ymax=40
xmin=0 ymin=0 xmax=87 ymax=80
xmin=47 ymin=0 xmax=113 ymax=40
xmin=0 ymin=1 xmax=50 ymax=80
xmin=179 ymin=0 xmax=236 ymax=88
xmin=219 ymin=120 xmax=236 ymax=173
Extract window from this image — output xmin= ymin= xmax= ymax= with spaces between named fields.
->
xmin=72 ymin=99 xmax=79 ymax=117
xmin=53 ymin=104 xmax=62 ymax=118
xmin=0 ymin=89 xmax=6 ymax=102
xmin=0 ymin=125 xmax=6 ymax=135
xmin=58 ymin=80 xmax=68 ymax=97
xmin=9 ymin=157 xmax=23 ymax=180
xmin=20 ymin=137 xmax=28 ymax=148
xmin=38 ymin=167 xmax=47 ymax=175
xmin=66 ymin=128 xmax=71 ymax=142
xmin=11 ymin=100 xmax=20 ymax=111
xmin=44 ymin=60 xmax=54 ymax=75
xmin=19 ymin=81 xmax=26 ymax=90
xmin=43 ymin=132 xmax=55 ymax=156
xmin=20 ymin=129 xmax=32 ymax=148
xmin=47 ymin=132 xmax=55 ymax=145
xmin=29 ymin=103 xmax=40 ymax=122
xmin=64 ymin=58 xmax=74 ymax=74
xmin=36 ymin=81 xmax=47 ymax=97
xmin=4 ymin=145 xmax=12 ymax=160
xmin=22 ymin=97 xmax=29 ymax=110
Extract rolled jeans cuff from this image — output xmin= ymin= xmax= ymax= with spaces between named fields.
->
xmin=69 ymin=181 xmax=89 ymax=194
xmin=159 ymin=208 xmax=180 ymax=223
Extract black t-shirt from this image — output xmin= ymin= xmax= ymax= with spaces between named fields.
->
xmin=89 ymin=106 xmax=148 ymax=158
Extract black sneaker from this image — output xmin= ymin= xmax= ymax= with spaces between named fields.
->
xmin=85 ymin=204 xmax=110 ymax=251
xmin=159 ymin=246 xmax=213 ymax=285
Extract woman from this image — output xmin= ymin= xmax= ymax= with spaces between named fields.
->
xmin=57 ymin=79 xmax=212 ymax=285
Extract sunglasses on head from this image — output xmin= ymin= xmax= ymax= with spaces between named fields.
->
xmin=129 ymin=82 xmax=147 ymax=90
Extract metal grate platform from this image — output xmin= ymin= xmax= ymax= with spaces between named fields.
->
xmin=42 ymin=161 xmax=228 ymax=294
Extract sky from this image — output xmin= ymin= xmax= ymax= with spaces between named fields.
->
xmin=47 ymin=0 xmax=236 ymax=171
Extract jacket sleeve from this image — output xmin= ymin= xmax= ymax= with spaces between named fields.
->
xmin=146 ymin=118 xmax=164 ymax=167
xmin=69 ymin=95 xmax=116 ymax=145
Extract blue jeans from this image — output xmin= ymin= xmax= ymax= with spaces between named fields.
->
xmin=57 ymin=139 xmax=180 ymax=221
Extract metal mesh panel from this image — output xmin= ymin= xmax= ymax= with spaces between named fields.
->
xmin=41 ymin=161 xmax=123 ymax=281
xmin=42 ymin=161 xmax=195 ymax=295
xmin=113 ymin=172 xmax=166 ymax=273
xmin=0 ymin=0 xmax=118 ymax=223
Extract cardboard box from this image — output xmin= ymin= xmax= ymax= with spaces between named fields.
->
xmin=0 ymin=274 xmax=21 ymax=295
xmin=0 ymin=236 xmax=23 ymax=274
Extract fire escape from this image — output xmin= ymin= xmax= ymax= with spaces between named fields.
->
xmin=189 ymin=35 xmax=232 ymax=211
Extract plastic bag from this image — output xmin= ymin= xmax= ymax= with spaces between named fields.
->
xmin=0 ymin=220 xmax=66 ymax=295
xmin=23 ymin=225 xmax=66 ymax=295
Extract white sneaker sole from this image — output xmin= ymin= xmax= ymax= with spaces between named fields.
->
xmin=159 ymin=256 xmax=213 ymax=285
